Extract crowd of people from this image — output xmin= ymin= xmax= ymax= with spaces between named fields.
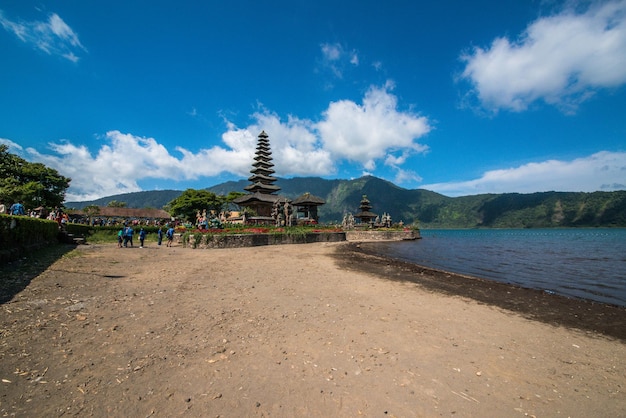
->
xmin=0 ymin=201 xmax=26 ymax=216
xmin=1 ymin=201 xmax=179 ymax=247
xmin=0 ymin=201 xmax=72 ymax=227
xmin=117 ymin=224 xmax=176 ymax=248
xmin=2 ymin=200 xmax=189 ymax=250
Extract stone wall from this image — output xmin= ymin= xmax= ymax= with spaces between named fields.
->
xmin=184 ymin=231 xmax=347 ymax=249
xmin=345 ymin=229 xmax=420 ymax=241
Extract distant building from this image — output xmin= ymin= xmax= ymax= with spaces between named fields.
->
xmin=71 ymin=207 xmax=171 ymax=225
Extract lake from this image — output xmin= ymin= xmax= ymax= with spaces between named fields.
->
xmin=363 ymin=228 xmax=626 ymax=307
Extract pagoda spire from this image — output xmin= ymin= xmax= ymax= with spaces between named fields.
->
xmin=233 ymin=131 xmax=285 ymax=219
xmin=244 ymin=131 xmax=281 ymax=195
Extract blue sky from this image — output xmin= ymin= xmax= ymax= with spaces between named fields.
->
xmin=1 ymin=0 xmax=625 ymax=201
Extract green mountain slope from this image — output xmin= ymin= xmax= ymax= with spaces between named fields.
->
xmin=65 ymin=190 xmax=182 ymax=210
xmin=65 ymin=176 xmax=626 ymax=227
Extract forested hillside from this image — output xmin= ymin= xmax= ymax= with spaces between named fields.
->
xmin=65 ymin=176 xmax=626 ymax=228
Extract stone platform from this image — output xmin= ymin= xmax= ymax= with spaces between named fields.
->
xmin=181 ymin=229 xmax=420 ymax=249
xmin=345 ymin=229 xmax=420 ymax=241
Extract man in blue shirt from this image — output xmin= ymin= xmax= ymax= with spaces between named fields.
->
xmin=10 ymin=201 xmax=25 ymax=215
xmin=139 ymin=228 xmax=146 ymax=248
xmin=166 ymin=227 xmax=175 ymax=247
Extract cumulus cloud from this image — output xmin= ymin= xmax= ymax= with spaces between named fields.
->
xmin=422 ymin=151 xmax=626 ymax=196
xmin=0 ymin=9 xmax=86 ymax=62
xmin=237 ymin=111 xmax=335 ymax=176
xmin=317 ymin=81 xmax=431 ymax=171
xmin=17 ymin=84 xmax=431 ymax=201
xmin=459 ymin=0 xmax=626 ymax=113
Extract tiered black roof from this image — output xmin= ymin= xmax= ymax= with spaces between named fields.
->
xmin=243 ymin=131 xmax=281 ymax=194
xmin=354 ymin=194 xmax=377 ymax=222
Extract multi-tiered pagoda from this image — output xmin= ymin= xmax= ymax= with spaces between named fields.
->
xmin=354 ymin=194 xmax=377 ymax=225
xmin=233 ymin=131 xmax=284 ymax=221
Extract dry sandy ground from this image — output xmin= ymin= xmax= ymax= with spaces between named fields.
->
xmin=1 ymin=241 xmax=625 ymax=417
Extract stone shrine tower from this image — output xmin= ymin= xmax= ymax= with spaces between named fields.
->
xmin=354 ymin=194 xmax=377 ymax=225
xmin=233 ymin=131 xmax=284 ymax=220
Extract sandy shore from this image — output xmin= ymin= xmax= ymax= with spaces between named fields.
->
xmin=1 ymin=241 xmax=625 ymax=417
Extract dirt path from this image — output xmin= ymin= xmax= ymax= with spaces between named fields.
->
xmin=1 ymin=242 xmax=625 ymax=417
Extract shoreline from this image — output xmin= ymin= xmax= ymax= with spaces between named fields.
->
xmin=336 ymin=241 xmax=626 ymax=342
xmin=1 ymin=241 xmax=625 ymax=416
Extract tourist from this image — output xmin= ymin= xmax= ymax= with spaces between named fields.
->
xmin=166 ymin=226 xmax=175 ymax=247
xmin=139 ymin=228 xmax=146 ymax=248
xmin=127 ymin=226 xmax=134 ymax=247
xmin=123 ymin=225 xmax=134 ymax=247
xmin=10 ymin=201 xmax=25 ymax=216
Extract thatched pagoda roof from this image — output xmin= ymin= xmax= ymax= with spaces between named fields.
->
xmin=291 ymin=192 xmax=325 ymax=206
xmin=233 ymin=192 xmax=281 ymax=205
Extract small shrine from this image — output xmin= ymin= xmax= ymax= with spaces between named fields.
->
xmin=353 ymin=195 xmax=377 ymax=226
xmin=291 ymin=192 xmax=325 ymax=224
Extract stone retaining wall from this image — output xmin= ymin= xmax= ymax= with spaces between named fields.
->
xmin=180 ymin=229 xmax=420 ymax=249
xmin=345 ymin=229 xmax=420 ymax=241
xmin=183 ymin=231 xmax=347 ymax=249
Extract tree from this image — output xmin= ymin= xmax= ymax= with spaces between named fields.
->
xmin=224 ymin=191 xmax=245 ymax=202
xmin=165 ymin=189 xmax=224 ymax=222
xmin=221 ymin=191 xmax=246 ymax=219
xmin=107 ymin=200 xmax=127 ymax=207
xmin=83 ymin=205 xmax=101 ymax=218
xmin=0 ymin=145 xmax=70 ymax=209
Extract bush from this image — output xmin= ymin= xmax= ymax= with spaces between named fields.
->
xmin=0 ymin=215 xmax=59 ymax=262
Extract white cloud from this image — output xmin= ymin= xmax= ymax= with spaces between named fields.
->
xmin=15 ymin=84 xmax=432 ymax=201
xmin=318 ymin=42 xmax=359 ymax=78
xmin=0 ymin=137 xmax=23 ymax=151
xmin=422 ymin=151 xmax=626 ymax=196
xmin=321 ymin=43 xmax=342 ymax=61
xmin=0 ymin=9 xmax=86 ymax=62
xmin=349 ymin=51 xmax=359 ymax=65
xmin=24 ymin=130 xmax=255 ymax=201
xmin=460 ymin=0 xmax=626 ymax=113
xmin=239 ymin=111 xmax=335 ymax=176
xmin=317 ymin=81 xmax=431 ymax=170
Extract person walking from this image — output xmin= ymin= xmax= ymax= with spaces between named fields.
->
xmin=127 ymin=226 xmax=134 ymax=247
xmin=157 ymin=227 xmax=163 ymax=246
xmin=139 ymin=228 xmax=146 ymax=248
xmin=123 ymin=225 xmax=134 ymax=247
xmin=166 ymin=226 xmax=175 ymax=247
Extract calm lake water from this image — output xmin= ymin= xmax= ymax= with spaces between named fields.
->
xmin=364 ymin=228 xmax=626 ymax=307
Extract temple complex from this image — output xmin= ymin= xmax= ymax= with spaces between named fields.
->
xmin=233 ymin=130 xmax=327 ymax=225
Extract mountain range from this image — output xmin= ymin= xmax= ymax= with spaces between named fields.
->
xmin=65 ymin=176 xmax=626 ymax=228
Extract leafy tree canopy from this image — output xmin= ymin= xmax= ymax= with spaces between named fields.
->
xmin=0 ymin=145 xmax=71 ymax=210
xmin=224 ymin=191 xmax=245 ymax=203
xmin=83 ymin=205 xmax=101 ymax=217
xmin=107 ymin=200 xmax=127 ymax=207
xmin=165 ymin=189 xmax=224 ymax=222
